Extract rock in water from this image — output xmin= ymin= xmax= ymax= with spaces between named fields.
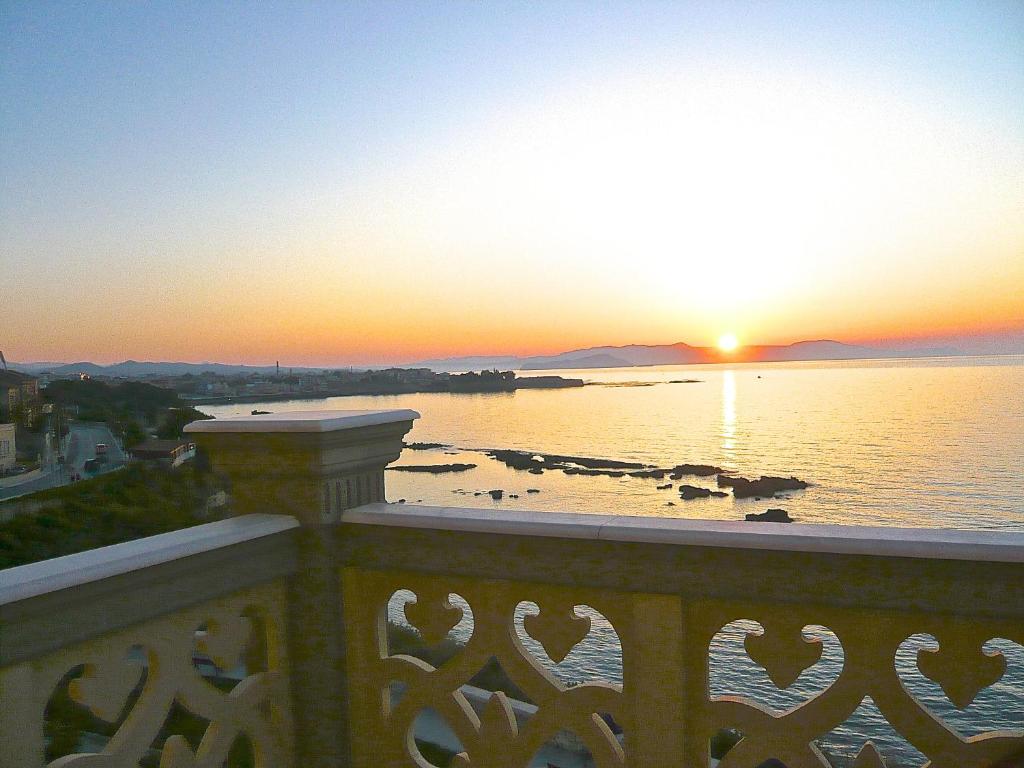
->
xmin=488 ymin=489 xmax=504 ymax=500
xmin=745 ymin=508 xmax=793 ymax=523
xmin=388 ymin=463 xmax=477 ymax=474
xmin=671 ymin=463 xmax=725 ymax=476
xmin=678 ymin=485 xmax=717 ymax=500
xmin=720 ymin=475 xmax=809 ymax=498
xmin=628 ymin=469 xmax=667 ymax=479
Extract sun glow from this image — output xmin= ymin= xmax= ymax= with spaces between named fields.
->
xmin=718 ymin=333 xmax=740 ymax=353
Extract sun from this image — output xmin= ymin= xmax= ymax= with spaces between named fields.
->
xmin=718 ymin=333 xmax=739 ymax=353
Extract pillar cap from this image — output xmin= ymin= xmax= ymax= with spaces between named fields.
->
xmin=184 ymin=409 xmax=420 ymax=434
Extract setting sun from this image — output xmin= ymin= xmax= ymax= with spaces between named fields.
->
xmin=718 ymin=333 xmax=740 ymax=353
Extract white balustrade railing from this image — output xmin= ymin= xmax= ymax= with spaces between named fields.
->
xmin=0 ymin=410 xmax=1019 ymax=768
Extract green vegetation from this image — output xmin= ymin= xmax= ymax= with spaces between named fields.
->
xmin=0 ymin=462 xmax=224 ymax=569
xmin=43 ymin=379 xmax=210 ymax=448
xmin=157 ymin=406 xmax=212 ymax=439
xmin=45 ymin=379 xmax=180 ymax=422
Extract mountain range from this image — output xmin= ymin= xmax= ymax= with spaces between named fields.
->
xmin=7 ymin=360 xmax=306 ymax=377
xmin=413 ymin=339 xmax=963 ymax=372
xmin=7 ymin=337 xmax=1018 ymax=378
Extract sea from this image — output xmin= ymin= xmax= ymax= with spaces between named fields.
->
xmin=201 ymin=355 xmax=1024 ymax=766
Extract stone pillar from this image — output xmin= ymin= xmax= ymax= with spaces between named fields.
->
xmin=185 ymin=408 xmax=419 ymax=523
xmin=186 ymin=409 xmax=418 ymax=767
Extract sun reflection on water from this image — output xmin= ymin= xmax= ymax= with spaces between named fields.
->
xmin=721 ymin=370 xmax=737 ymax=468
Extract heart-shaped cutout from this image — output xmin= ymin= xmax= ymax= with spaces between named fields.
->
xmin=404 ymin=590 xmax=464 ymax=646
xmin=744 ymin=622 xmax=823 ymax=690
xmin=917 ymin=641 xmax=1006 ymax=709
xmin=523 ymin=604 xmax=591 ymax=664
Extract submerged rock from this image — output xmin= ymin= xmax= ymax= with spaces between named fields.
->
xmin=405 ymin=442 xmax=449 ymax=450
xmin=487 ymin=450 xmax=546 ymax=471
xmin=745 ymin=508 xmax=793 ymax=523
xmin=486 ymin=448 xmax=649 ymax=473
xmin=527 ymin=488 xmax=540 ymax=493
xmin=656 ymin=483 xmax=673 ymax=490
xmin=388 ymin=463 xmax=477 ymax=474
xmin=628 ymin=469 xmax=667 ymax=479
xmin=488 ymin=489 xmax=504 ymax=500
xmin=563 ymin=467 xmax=625 ymax=478
xmin=671 ymin=463 xmax=725 ymax=477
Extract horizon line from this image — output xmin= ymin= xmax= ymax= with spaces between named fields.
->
xmin=7 ymin=337 xmax=1024 ymax=371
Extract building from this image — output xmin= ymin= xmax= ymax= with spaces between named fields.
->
xmin=129 ymin=438 xmax=196 ymax=467
xmin=0 ymin=370 xmax=41 ymax=423
xmin=0 ymin=422 xmax=15 ymax=472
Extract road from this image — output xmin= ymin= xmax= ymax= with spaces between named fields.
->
xmin=0 ymin=423 xmax=125 ymax=502
xmin=65 ymin=423 xmax=126 ymax=477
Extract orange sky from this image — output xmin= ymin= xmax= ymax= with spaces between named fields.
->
xmin=3 ymin=4 xmax=1023 ymax=365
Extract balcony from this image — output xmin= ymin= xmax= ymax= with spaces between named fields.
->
xmin=1 ymin=410 xmax=1021 ymax=768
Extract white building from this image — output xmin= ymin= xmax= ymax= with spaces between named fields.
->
xmin=0 ymin=423 xmax=15 ymax=472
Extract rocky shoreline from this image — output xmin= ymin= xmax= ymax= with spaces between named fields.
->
xmin=390 ymin=444 xmax=809 ymax=519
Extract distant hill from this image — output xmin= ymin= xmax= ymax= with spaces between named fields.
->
xmin=8 ymin=360 xmax=320 ymax=377
xmin=520 ymin=343 xmax=705 ymax=370
xmin=8 ymin=333 xmax=1015 ymax=379
xmin=413 ymin=339 xmax=966 ymax=371
xmin=411 ymin=355 xmax=522 ymax=373
xmin=523 ymin=353 xmax=632 ymax=369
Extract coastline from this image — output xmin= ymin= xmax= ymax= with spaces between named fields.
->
xmin=182 ymin=375 xmax=584 ymax=406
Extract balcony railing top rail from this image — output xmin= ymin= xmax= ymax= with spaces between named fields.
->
xmin=343 ymin=502 xmax=1024 ymax=563
xmin=0 ymin=513 xmax=299 ymax=607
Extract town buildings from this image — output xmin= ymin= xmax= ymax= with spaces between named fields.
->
xmin=0 ymin=370 xmax=40 ymax=423
xmin=0 ymin=422 xmax=15 ymax=472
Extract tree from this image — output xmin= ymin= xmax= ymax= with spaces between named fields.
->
xmin=122 ymin=419 xmax=146 ymax=449
xmin=156 ymin=407 xmax=212 ymax=440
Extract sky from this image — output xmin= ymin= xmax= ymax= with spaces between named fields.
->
xmin=2 ymin=1 xmax=1023 ymax=365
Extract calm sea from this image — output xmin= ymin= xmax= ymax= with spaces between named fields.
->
xmin=201 ymin=356 xmax=1024 ymax=766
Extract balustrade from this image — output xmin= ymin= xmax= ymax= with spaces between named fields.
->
xmin=0 ymin=410 xmax=1019 ymax=768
